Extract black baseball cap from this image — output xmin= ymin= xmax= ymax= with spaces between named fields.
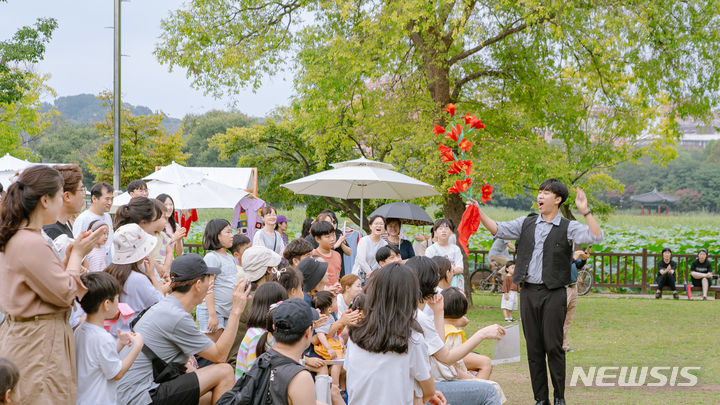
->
xmin=298 ymin=257 xmax=328 ymax=292
xmin=170 ymin=253 xmax=221 ymax=282
xmin=272 ymin=298 xmax=319 ymax=335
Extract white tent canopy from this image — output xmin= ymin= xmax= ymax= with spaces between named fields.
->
xmin=112 ymin=162 xmax=251 ymax=209
xmin=112 ymin=179 xmax=248 ymax=209
xmin=190 ymin=167 xmax=256 ymax=193
xmin=0 ymin=153 xmax=33 ymax=172
xmin=0 ymin=154 xmax=69 ymax=188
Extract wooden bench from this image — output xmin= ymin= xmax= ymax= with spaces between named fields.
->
xmin=649 ymin=276 xmax=720 ymax=299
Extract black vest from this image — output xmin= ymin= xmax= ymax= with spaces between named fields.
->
xmin=513 ymin=213 xmax=572 ymax=289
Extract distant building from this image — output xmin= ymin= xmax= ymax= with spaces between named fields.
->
xmin=677 ymin=114 xmax=720 ymax=148
xmin=679 ymin=133 xmax=720 ymax=148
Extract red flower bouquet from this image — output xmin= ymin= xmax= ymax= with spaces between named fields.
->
xmin=434 ymin=104 xmax=494 ymax=255
xmin=435 ymin=104 xmax=493 ymax=203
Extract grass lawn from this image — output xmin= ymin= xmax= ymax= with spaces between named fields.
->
xmin=465 ymin=293 xmax=719 ymax=404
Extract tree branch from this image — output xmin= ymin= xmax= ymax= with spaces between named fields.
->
xmin=450 ymin=69 xmax=507 ymax=101
xmin=448 ymin=13 xmax=554 ymax=65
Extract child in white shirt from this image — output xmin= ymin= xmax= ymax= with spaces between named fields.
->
xmin=75 ymin=272 xmax=143 ymax=405
xmin=425 ymin=219 xmax=465 ymax=290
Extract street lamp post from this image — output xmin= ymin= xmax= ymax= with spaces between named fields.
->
xmin=113 ymin=0 xmax=121 ymax=191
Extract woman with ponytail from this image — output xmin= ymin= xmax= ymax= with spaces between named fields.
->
xmin=113 ymin=196 xmax=157 ymax=230
xmin=0 ymin=166 xmax=104 ymax=404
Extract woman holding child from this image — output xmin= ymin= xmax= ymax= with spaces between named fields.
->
xmin=0 ymin=166 xmax=104 ymax=404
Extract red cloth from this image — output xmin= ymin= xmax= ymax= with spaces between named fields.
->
xmin=174 ymin=209 xmax=198 ymax=235
xmin=457 ymin=204 xmax=481 ymax=256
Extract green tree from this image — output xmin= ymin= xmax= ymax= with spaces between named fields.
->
xmin=0 ymin=72 xmax=56 ymax=159
xmin=90 ymin=92 xmax=189 ymax=186
xmin=0 ymin=2 xmax=57 ymax=105
xmin=35 ymin=117 xmax=103 ymax=186
xmin=211 ymin=107 xmax=385 ymax=222
xmin=157 ymin=0 xmax=720 ymax=228
xmin=182 ymin=110 xmax=256 ymax=166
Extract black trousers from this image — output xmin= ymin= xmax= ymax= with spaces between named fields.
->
xmin=656 ymin=273 xmax=676 ymax=291
xmin=520 ymin=283 xmax=567 ymax=402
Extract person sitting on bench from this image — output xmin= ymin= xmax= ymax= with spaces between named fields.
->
xmin=690 ymin=248 xmax=714 ymax=300
xmin=655 ymin=248 xmax=678 ymax=300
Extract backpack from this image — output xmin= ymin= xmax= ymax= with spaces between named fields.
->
xmin=215 ymin=350 xmax=301 ymax=405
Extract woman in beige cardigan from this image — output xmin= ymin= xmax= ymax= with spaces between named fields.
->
xmin=0 ymin=165 xmax=103 ymax=404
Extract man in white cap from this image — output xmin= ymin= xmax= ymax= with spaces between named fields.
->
xmin=118 ymin=253 xmax=251 ymax=405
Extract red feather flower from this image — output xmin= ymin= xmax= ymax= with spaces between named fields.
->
xmin=459 ymin=138 xmax=473 ymax=152
xmin=445 ymin=124 xmax=462 ymax=142
xmin=464 ymin=113 xmax=478 ymax=125
xmin=443 ymin=103 xmax=456 ymax=117
xmin=481 ymin=184 xmax=494 ymax=204
xmin=448 ymin=178 xmax=472 ymax=194
xmin=447 ymin=160 xmax=472 ymax=175
xmin=470 ymin=117 xmax=485 ymax=130
xmin=433 ymin=125 xmax=446 ymax=136
xmin=438 ymin=144 xmax=454 ymax=162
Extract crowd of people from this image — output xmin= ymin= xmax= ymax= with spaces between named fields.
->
xmin=0 ymin=164 xmax=512 ymax=405
xmin=6 ymin=166 xmax=715 ymax=404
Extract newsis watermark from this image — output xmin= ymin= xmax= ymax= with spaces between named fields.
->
xmin=569 ymin=366 xmax=701 ymax=387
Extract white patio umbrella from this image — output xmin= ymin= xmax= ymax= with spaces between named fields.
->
xmin=282 ymin=157 xmax=438 ymax=229
xmin=112 ymin=178 xmax=249 ymax=209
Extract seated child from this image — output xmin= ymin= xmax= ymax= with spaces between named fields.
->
xmin=84 ymin=220 xmax=110 ymax=272
xmin=375 ymin=245 xmax=402 ymax=267
xmin=0 ymin=357 xmax=19 ymax=405
xmin=235 ymin=282 xmax=288 ymax=379
xmin=501 ymin=261 xmax=519 ymax=322
xmin=312 ymin=291 xmax=345 ymax=390
xmin=439 ymin=287 xmax=506 ymax=403
xmin=231 ymin=234 xmax=251 ymax=280
xmin=75 ymin=272 xmax=144 ymax=405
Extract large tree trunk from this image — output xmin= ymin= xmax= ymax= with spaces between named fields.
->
xmin=560 ymin=204 xmax=576 ymax=221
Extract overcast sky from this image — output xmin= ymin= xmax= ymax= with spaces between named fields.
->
xmin=0 ymin=0 xmax=293 ymax=118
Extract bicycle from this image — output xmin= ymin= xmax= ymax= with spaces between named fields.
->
xmin=576 ymin=268 xmax=593 ymax=296
xmin=470 ymin=262 xmax=505 ymax=293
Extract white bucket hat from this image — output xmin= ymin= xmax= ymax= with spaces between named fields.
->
xmin=112 ymin=223 xmax=157 ymax=265
xmin=242 ymin=246 xmax=282 ymax=282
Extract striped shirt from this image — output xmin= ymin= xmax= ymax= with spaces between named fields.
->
xmin=235 ymin=327 xmax=275 ymax=380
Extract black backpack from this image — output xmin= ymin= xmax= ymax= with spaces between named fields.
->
xmin=215 ymin=350 xmax=301 ymax=405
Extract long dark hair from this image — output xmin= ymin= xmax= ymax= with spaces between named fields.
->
xmin=301 ymin=218 xmax=313 ymax=238
xmin=104 ymin=262 xmax=150 ymax=291
xmin=406 ymin=256 xmax=440 ymax=300
xmin=0 ymin=166 xmax=63 ymax=252
xmin=114 ymin=197 xmax=156 ymax=229
xmin=348 ymin=263 xmax=421 ymax=353
xmin=247 ymin=282 xmax=288 ymax=357
xmin=156 ymin=193 xmax=177 ymax=232
xmin=203 ymin=218 xmax=231 ymax=251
